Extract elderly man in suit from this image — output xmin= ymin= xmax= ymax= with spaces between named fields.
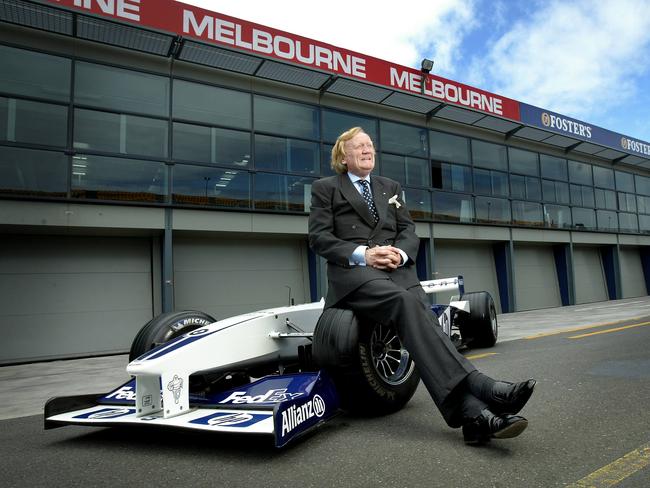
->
xmin=308 ymin=127 xmax=535 ymax=444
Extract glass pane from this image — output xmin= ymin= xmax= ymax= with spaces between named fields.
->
xmin=173 ymin=80 xmax=249 ymax=128
xmin=429 ymin=130 xmax=470 ymax=164
xmin=572 ymin=207 xmax=596 ymax=230
xmin=254 ymin=173 xmax=315 ymax=212
xmin=593 ymin=165 xmax=614 ymax=189
xmin=581 ymin=186 xmax=595 ymax=207
xmin=380 ymin=121 xmax=427 ymax=158
xmin=473 ymin=168 xmax=491 ymax=195
xmin=640 ymin=214 xmax=650 ymax=234
xmin=568 ymin=160 xmax=592 ymax=185
xmin=173 ymin=165 xmax=250 ymax=208
xmin=618 ymin=213 xmax=638 ymax=233
xmin=0 ymin=97 xmax=67 ymax=147
xmin=380 ymin=153 xmax=405 ymax=184
xmin=70 ymin=154 xmax=167 ymax=202
xmin=540 ymin=154 xmax=567 ymax=181
xmin=173 ymin=123 xmax=250 ymax=167
xmin=0 ymin=146 xmax=67 ymax=197
xmin=636 ymin=175 xmax=650 ymax=196
xmin=255 ymin=134 xmax=319 ymax=174
xmin=544 ymin=204 xmax=572 ymax=229
xmin=471 ymin=140 xmax=507 ymax=170
xmin=403 ymin=187 xmax=432 ymax=220
xmin=475 ymin=197 xmax=511 ymax=224
xmin=556 ymin=182 xmax=570 ymax=204
xmin=76 ymin=62 xmax=169 ymax=117
xmin=509 ymin=148 xmax=538 ymax=176
xmin=542 ymin=179 xmax=556 ymax=202
xmin=615 ymin=170 xmax=635 ymax=192
xmin=570 ymin=184 xmax=582 ymax=206
xmin=433 ymin=162 xmax=471 ymax=192
xmin=0 ymin=45 xmax=70 ymax=101
xmin=596 ymin=210 xmax=618 ymax=231
xmin=433 ymin=192 xmax=474 ymax=222
xmin=254 ymin=95 xmax=318 ymax=139
xmin=526 ymin=176 xmax=541 ymax=201
xmin=405 ymin=157 xmax=429 ymax=187
xmin=492 ymin=171 xmax=509 ymax=197
xmin=74 ymin=109 xmax=168 ymax=158
xmin=512 ymin=201 xmax=543 ymax=227
xmin=322 ymin=109 xmax=377 ymax=144
xmin=510 ymin=174 xmax=526 ymax=200
xmin=638 ymin=195 xmax=650 ymax=214
xmin=321 ymin=143 xmax=335 ymax=176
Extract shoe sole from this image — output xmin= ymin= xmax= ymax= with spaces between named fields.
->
xmin=493 ymin=418 xmax=528 ymax=439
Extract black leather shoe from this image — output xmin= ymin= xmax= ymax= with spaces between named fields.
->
xmin=462 ymin=409 xmax=528 ymax=445
xmin=489 ymin=379 xmax=536 ymax=415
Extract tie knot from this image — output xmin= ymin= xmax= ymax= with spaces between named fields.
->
xmin=358 ymin=179 xmax=369 ymax=188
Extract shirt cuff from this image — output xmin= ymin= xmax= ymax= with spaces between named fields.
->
xmin=349 ymin=245 xmax=368 ymax=266
xmin=397 ymin=249 xmax=408 ymax=266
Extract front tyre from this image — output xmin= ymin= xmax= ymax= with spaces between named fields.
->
xmin=455 ymin=291 xmax=498 ymax=348
xmin=313 ymin=308 xmax=420 ymax=415
xmin=129 ymin=310 xmax=216 ymax=361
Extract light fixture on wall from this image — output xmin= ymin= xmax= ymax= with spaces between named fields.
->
xmin=420 ymin=58 xmax=434 ymax=94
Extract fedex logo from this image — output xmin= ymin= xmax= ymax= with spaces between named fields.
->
xmin=219 ymin=388 xmax=303 ymax=404
xmin=104 ymin=385 xmax=136 ymax=401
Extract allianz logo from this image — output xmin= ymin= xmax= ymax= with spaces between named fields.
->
xmin=281 ymin=394 xmax=326 ymax=437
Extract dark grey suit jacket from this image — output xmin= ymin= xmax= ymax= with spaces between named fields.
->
xmin=308 ymin=173 xmax=422 ymax=308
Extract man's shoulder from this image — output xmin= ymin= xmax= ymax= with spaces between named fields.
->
xmin=314 ymin=175 xmax=340 ymax=187
xmin=372 ymin=174 xmax=400 ymax=189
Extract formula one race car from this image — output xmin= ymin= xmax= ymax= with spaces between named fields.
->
xmin=45 ymin=277 xmax=497 ymax=448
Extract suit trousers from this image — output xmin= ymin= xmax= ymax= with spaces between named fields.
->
xmin=339 ymin=276 xmax=478 ymax=427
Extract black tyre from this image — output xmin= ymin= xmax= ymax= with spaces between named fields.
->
xmin=455 ymin=291 xmax=498 ymax=348
xmin=129 ymin=310 xmax=216 ymax=361
xmin=313 ymin=308 xmax=420 ymax=415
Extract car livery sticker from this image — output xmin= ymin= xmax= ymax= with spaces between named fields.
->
xmin=189 ymin=411 xmax=272 ymax=428
xmin=73 ymin=407 xmax=136 ymax=420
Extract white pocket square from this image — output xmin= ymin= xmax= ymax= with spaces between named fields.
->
xmin=388 ymin=195 xmax=401 ymax=208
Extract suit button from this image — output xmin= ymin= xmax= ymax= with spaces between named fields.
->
xmin=352 ymin=225 xmax=357 ymax=229
xmin=367 ymin=240 xmax=374 ymax=246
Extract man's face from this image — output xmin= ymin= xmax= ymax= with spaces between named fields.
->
xmin=343 ymin=132 xmax=375 ymax=178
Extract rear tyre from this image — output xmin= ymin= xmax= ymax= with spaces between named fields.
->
xmin=129 ymin=310 xmax=216 ymax=361
xmin=455 ymin=291 xmax=498 ymax=348
xmin=313 ymin=308 xmax=420 ymax=415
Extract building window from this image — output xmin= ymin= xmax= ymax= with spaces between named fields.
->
xmin=615 ymin=170 xmax=635 ymax=192
xmin=253 ymin=173 xmax=316 ymax=212
xmin=542 ymin=179 xmax=569 ymax=204
xmin=254 ymin=95 xmax=318 ymax=139
xmin=474 ymin=168 xmax=508 ymax=197
xmin=254 ymin=134 xmax=319 ymax=175
xmin=636 ymin=175 xmax=650 ymax=196
xmin=173 ymin=79 xmax=250 ymax=129
xmin=75 ymin=62 xmax=169 ymax=117
xmin=0 ymin=146 xmax=67 ymax=197
xmin=403 ymin=187 xmax=432 ymax=220
xmin=429 ymin=130 xmax=470 ymax=164
xmin=0 ymin=97 xmax=67 ymax=147
xmin=595 ymin=188 xmax=617 ymax=210
xmin=70 ymin=154 xmax=167 ymax=202
xmin=638 ymin=214 xmax=650 ymax=233
xmin=596 ymin=210 xmax=618 ymax=232
xmin=322 ymin=109 xmax=377 ymax=144
xmin=638 ymin=195 xmax=650 ymax=214
xmin=540 ymin=154 xmax=567 ymax=181
xmin=618 ymin=213 xmax=638 ymax=233
xmin=472 ymin=140 xmax=507 ymax=170
xmin=618 ymin=192 xmax=637 ymax=213
xmin=508 ymin=147 xmax=539 ymax=176
xmin=510 ymin=174 xmax=541 ymax=201
xmin=173 ymin=123 xmax=250 ymax=167
xmin=74 ymin=109 xmax=168 ymax=158
xmin=512 ymin=201 xmax=543 ymax=227
xmin=380 ymin=153 xmax=429 ymax=187
xmin=433 ymin=191 xmax=474 ymax=223
xmin=568 ymin=160 xmax=593 ymax=185
xmin=380 ymin=121 xmax=428 ymax=158
xmin=570 ymin=184 xmax=595 ymax=207
xmin=0 ymin=45 xmax=71 ymax=102
xmin=593 ymin=165 xmax=615 ymax=189
xmin=475 ymin=196 xmax=510 ymax=224
xmin=172 ymin=165 xmax=250 ymax=208
xmin=432 ymin=162 xmax=472 ymax=192
xmin=572 ymin=207 xmax=596 ymax=230
xmin=544 ymin=204 xmax=571 ymax=229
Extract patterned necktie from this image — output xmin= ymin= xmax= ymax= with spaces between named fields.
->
xmin=358 ymin=179 xmax=379 ymax=223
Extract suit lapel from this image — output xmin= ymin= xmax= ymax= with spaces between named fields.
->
xmin=339 ymin=174 xmax=377 ymax=227
xmin=371 ymin=178 xmax=389 ymax=224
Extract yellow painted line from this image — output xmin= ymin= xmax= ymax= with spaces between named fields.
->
xmin=465 ymin=352 xmax=499 ymax=360
xmin=565 ymin=441 xmax=650 ymax=488
xmin=523 ymin=315 xmax=647 ymax=340
xmin=568 ymin=321 xmax=650 ymax=339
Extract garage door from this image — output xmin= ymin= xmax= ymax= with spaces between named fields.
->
xmin=620 ymin=247 xmax=647 ymax=298
xmin=513 ymin=244 xmax=561 ymax=311
xmin=433 ymin=240 xmax=501 ymax=313
xmin=0 ymin=235 xmax=153 ymax=364
xmin=173 ymin=235 xmax=310 ymax=320
xmin=573 ymin=246 xmax=608 ymax=304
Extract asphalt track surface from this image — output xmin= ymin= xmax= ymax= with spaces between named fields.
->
xmin=1 ymin=299 xmax=650 ymax=487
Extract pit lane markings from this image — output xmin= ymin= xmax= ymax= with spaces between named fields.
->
xmin=567 ymin=321 xmax=650 ymax=339
xmin=522 ymin=316 xmax=647 ymax=340
xmin=565 ymin=440 xmax=650 ymax=488
xmin=464 ymin=352 xmax=499 ymax=360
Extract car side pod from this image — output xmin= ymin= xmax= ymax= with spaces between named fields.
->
xmin=44 ymin=371 xmax=340 ymax=448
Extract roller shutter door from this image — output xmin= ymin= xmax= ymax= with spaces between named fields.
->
xmin=513 ymin=244 xmax=561 ymax=311
xmin=433 ymin=241 xmax=501 ymax=313
xmin=620 ymin=247 xmax=647 ymax=298
xmin=0 ymin=235 xmax=153 ymax=364
xmin=573 ymin=246 xmax=608 ymax=304
xmin=173 ymin=235 xmax=309 ymax=320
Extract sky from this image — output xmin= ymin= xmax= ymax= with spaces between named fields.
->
xmin=179 ymin=0 xmax=650 ymax=143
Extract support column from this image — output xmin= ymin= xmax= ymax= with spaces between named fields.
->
xmin=553 ymin=243 xmax=575 ymax=306
xmin=600 ymin=244 xmax=621 ymax=300
xmin=162 ymin=208 xmax=174 ymax=313
xmin=493 ymin=240 xmax=515 ymax=313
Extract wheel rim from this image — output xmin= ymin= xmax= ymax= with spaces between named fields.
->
xmin=369 ymin=323 xmax=415 ymax=386
xmin=490 ymin=305 xmax=498 ymax=338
